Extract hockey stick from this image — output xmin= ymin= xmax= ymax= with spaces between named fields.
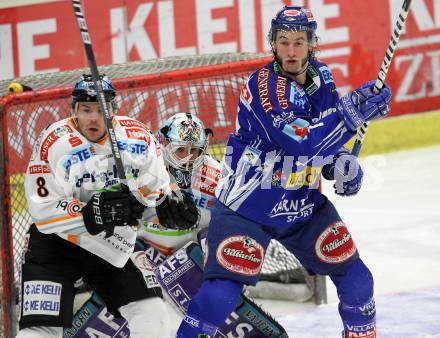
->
xmin=71 ymin=0 xmax=127 ymax=185
xmin=351 ymin=0 xmax=412 ymax=156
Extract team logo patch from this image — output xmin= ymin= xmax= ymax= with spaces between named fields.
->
xmin=291 ymin=118 xmax=309 ymax=138
xmin=22 ymin=281 xmax=62 ymax=316
xmin=200 ymin=163 xmax=221 ymax=181
xmin=315 ymin=222 xmax=357 ymax=263
xmin=284 ymin=9 xmax=301 ymax=17
xmin=240 ymin=146 xmax=261 ymax=166
xmin=241 ymin=84 xmax=253 ymax=107
xmin=126 ymin=127 xmax=151 ymax=144
xmin=40 ymin=125 xmax=73 ymax=161
xmin=282 ymin=118 xmax=310 ymax=142
xmin=216 ymin=236 xmax=264 ymax=276
xmin=66 ymin=200 xmax=82 ymax=216
xmin=289 ymin=83 xmax=306 ymax=109
xmin=131 ymin=251 xmax=153 ymax=272
xmin=55 ymin=199 xmax=82 ymax=216
xmin=131 ymin=251 xmax=159 ymax=288
xmin=303 ymin=8 xmax=315 ymax=21
xmin=271 ymin=169 xmax=283 ymax=187
xmin=319 ymin=66 xmax=334 ymax=84
xmin=53 ymin=125 xmax=71 ymax=138
xmin=68 ymin=134 xmax=82 ymax=147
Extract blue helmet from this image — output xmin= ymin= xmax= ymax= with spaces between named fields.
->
xmin=158 ymin=113 xmax=213 ymax=170
xmin=269 ymin=6 xmax=317 ymax=44
xmin=71 ymin=74 xmax=116 ymax=110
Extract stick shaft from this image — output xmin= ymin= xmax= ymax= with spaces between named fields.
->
xmin=71 ymin=0 xmax=127 ymax=183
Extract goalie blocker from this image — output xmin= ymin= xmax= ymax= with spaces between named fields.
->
xmin=65 ymin=240 xmax=287 ymax=338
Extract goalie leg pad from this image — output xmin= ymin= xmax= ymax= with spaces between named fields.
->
xmin=157 ymin=242 xmax=288 ymax=338
xmin=63 ymin=292 xmax=130 ymax=337
xmin=64 ymin=243 xmax=168 ymax=337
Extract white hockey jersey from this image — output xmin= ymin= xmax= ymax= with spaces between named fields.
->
xmin=137 ymin=155 xmax=221 ymax=255
xmin=25 ymin=116 xmax=170 ymax=267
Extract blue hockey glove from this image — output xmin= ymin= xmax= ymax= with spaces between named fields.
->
xmin=337 ymin=80 xmax=392 ymax=131
xmin=322 ymin=148 xmax=363 ymax=196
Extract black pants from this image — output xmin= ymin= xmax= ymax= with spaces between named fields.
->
xmin=19 ymin=224 xmax=162 ymax=329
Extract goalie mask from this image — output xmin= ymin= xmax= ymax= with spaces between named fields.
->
xmin=71 ymin=74 xmax=117 ymax=114
xmin=158 ymin=113 xmax=212 ymax=172
xmin=269 ymin=6 xmax=318 ymax=50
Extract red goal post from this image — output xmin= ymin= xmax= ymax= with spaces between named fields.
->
xmin=0 ymin=52 xmax=325 ymax=338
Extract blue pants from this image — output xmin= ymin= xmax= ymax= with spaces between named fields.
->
xmin=204 ymin=198 xmax=359 ymax=284
xmin=177 ymin=198 xmax=375 ymax=337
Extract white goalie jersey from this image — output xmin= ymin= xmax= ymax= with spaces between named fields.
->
xmin=24 ymin=116 xmax=170 ymax=267
xmin=137 ymin=155 xmax=221 ymax=255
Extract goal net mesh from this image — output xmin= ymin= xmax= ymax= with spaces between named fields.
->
xmin=0 ymin=52 xmax=325 ymax=337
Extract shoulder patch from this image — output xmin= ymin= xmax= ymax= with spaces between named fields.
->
xmin=289 ymin=83 xmax=306 ymax=109
xmin=319 ymin=65 xmax=334 ymax=84
xmin=240 ymin=83 xmax=253 ymax=109
xmin=40 ymin=125 xmax=73 ymax=161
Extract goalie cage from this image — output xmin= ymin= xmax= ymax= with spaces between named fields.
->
xmin=0 ymin=52 xmax=327 ymax=338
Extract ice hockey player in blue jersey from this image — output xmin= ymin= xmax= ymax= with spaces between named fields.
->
xmin=176 ymin=5 xmax=391 ymax=338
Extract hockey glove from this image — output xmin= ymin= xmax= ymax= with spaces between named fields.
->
xmin=156 ymin=190 xmax=199 ymax=230
xmin=82 ymin=184 xmax=145 ymax=237
xmin=337 ymin=80 xmax=392 ymax=131
xmin=322 ymin=148 xmax=363 ymax=196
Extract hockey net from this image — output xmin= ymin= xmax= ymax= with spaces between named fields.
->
xmin=0 ymin=52 xmax=326 ymax=337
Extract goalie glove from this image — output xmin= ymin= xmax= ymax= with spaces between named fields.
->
xmin=82 ymin=184 xmax=145 ymax=238
xmin=155 ymin=190 xmax=200 ymax=230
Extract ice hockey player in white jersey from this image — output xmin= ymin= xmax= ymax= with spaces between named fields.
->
xmin=62 ymin=113 xmax=218 ymax=338
xmin=138 ymin=112 xmax=219 ymax=255
xmin=17 ymin=74 xmax=198 ymax=338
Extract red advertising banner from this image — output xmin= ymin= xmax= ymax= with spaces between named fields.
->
xmin=1 ymin=0 xmax=440 ymax=117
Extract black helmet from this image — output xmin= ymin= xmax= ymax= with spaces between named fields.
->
xmin=71 ymin=74 xmax=116 ymax=110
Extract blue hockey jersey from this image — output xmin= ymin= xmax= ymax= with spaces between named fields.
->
xmin=216 ymin=59 xmax=355 ymax=228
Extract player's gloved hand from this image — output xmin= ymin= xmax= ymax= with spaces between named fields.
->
xmin=322 ymin=148 xmax=363 ymax=196
xmin=156 ymin=190 xmax=200 ymax=230
xmin=337 ymin=80 xmax=392 ymax=131
xmin=82 ymin=184 xmax=146 ymax=237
